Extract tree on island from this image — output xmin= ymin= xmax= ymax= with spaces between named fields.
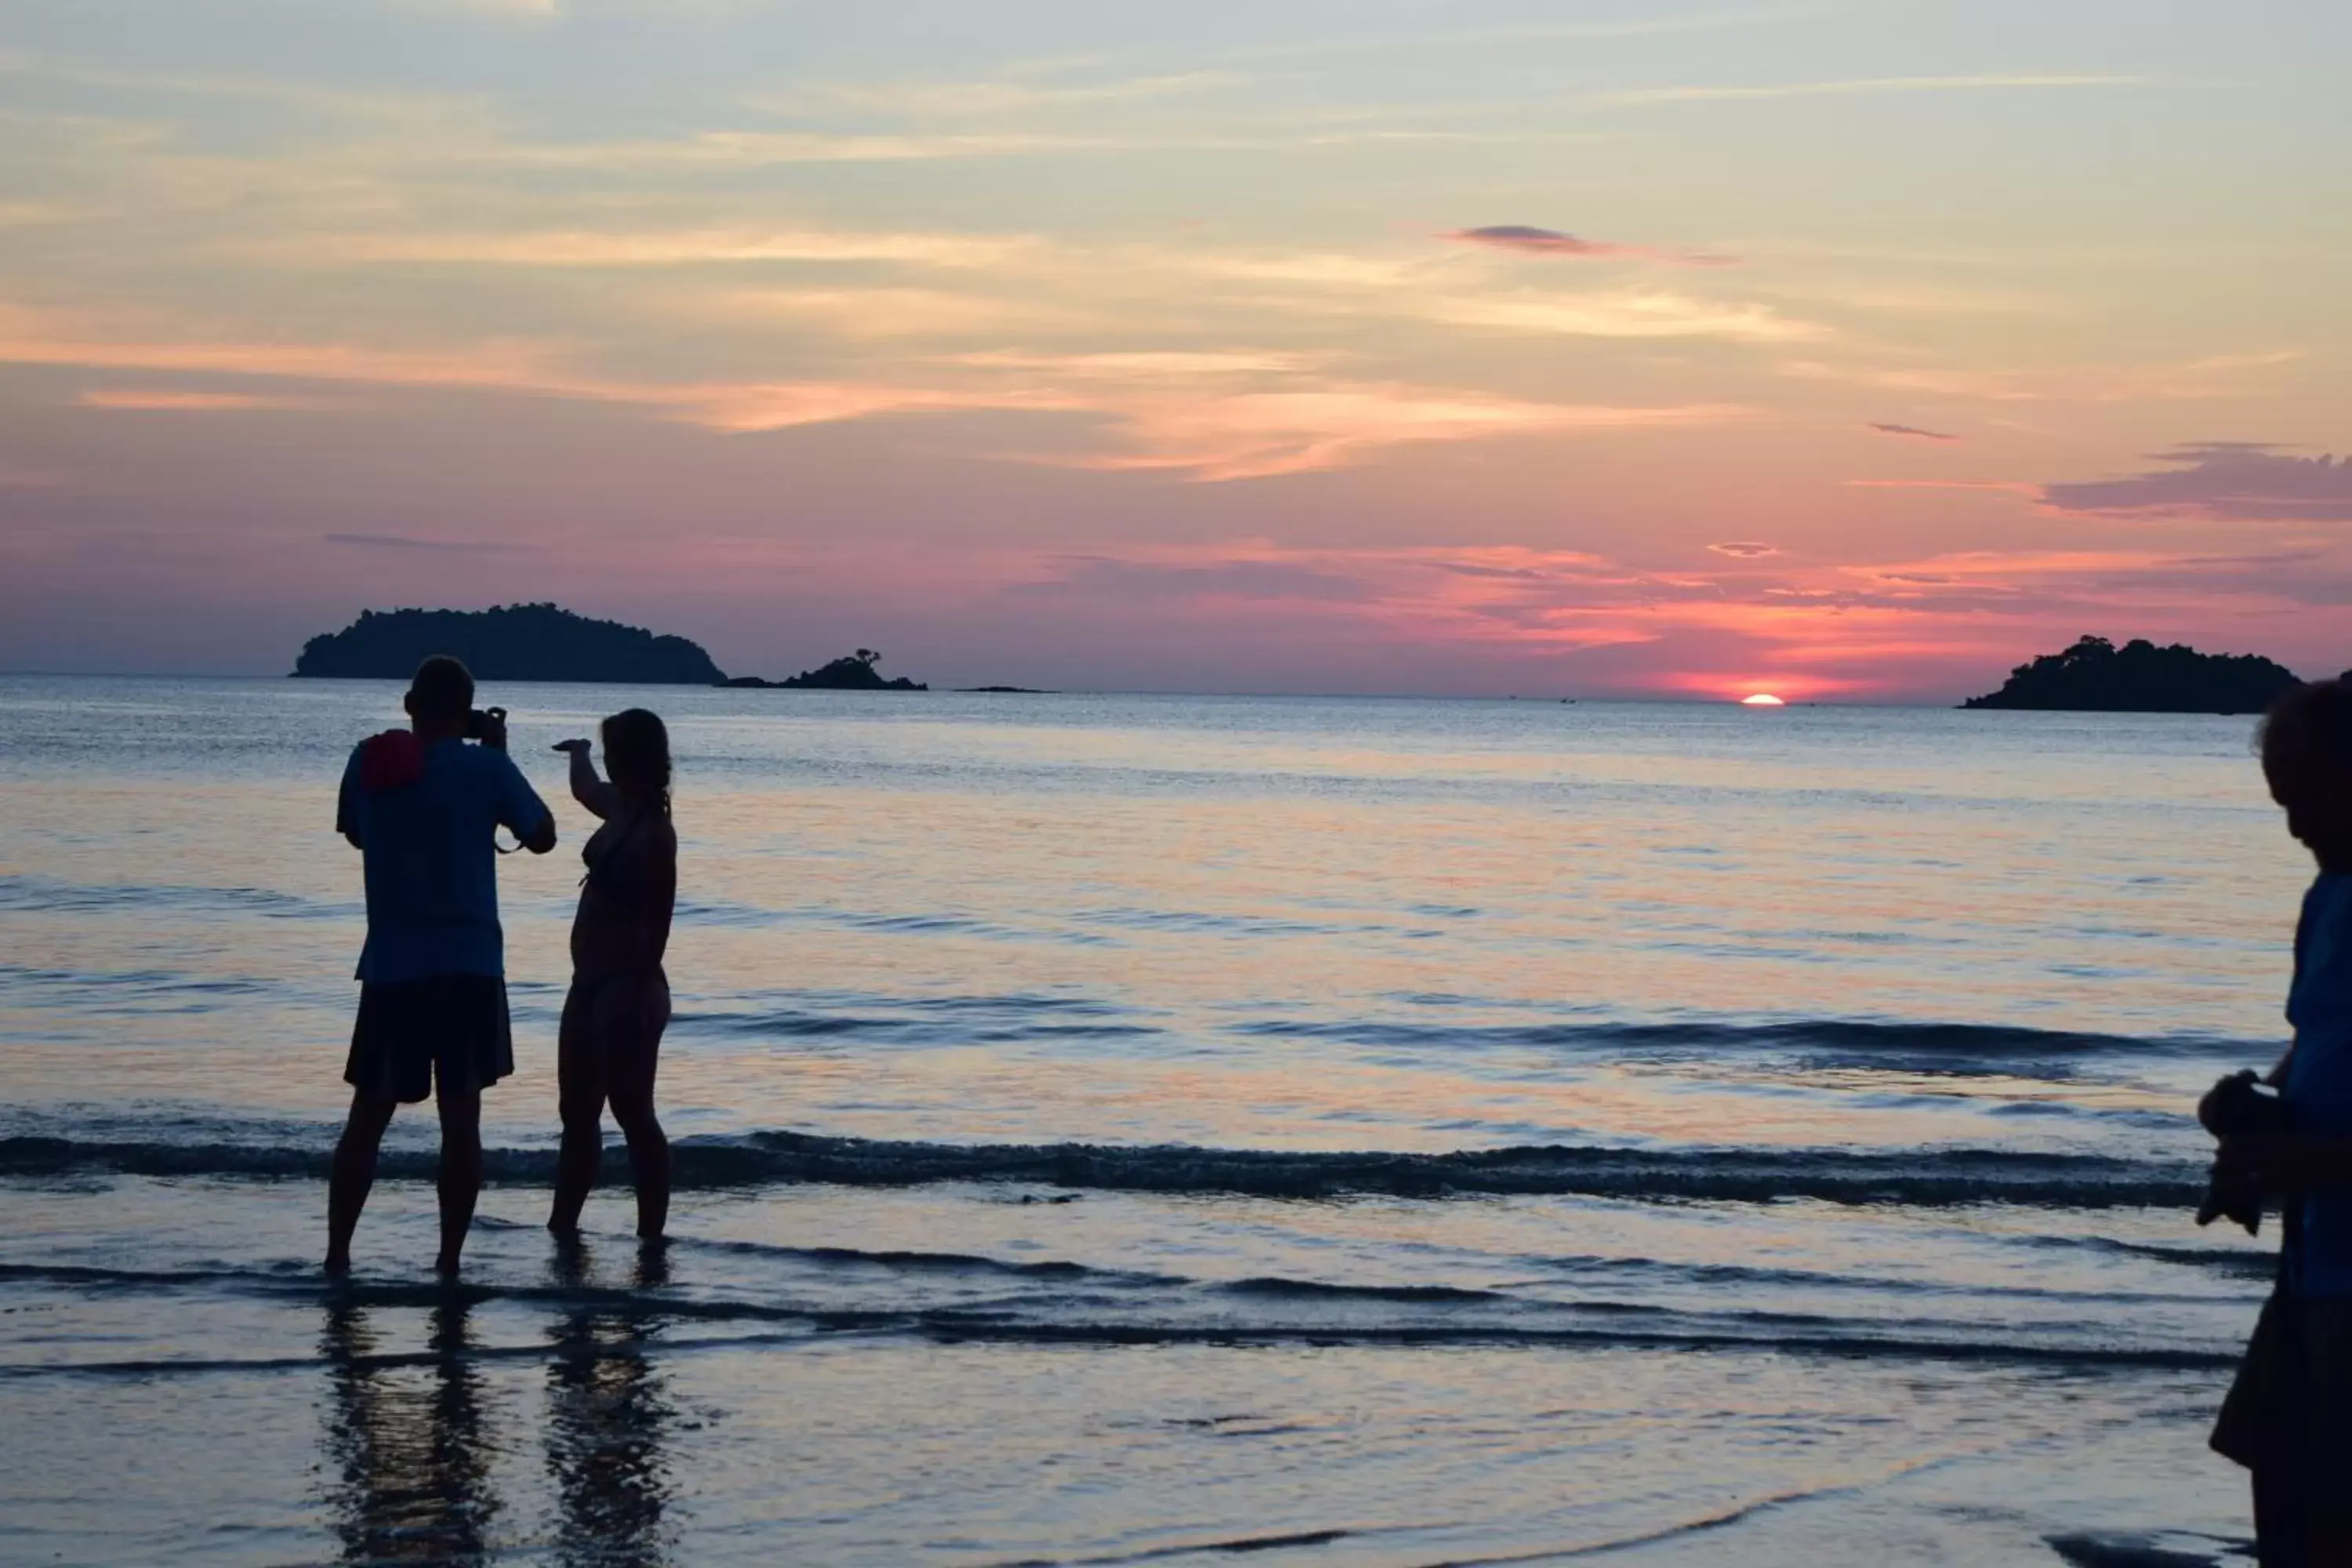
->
xmin=1962 ymin=634 xmax=2300 ymax=714
xmin=293 ymin=604 xmax=727 ymax=684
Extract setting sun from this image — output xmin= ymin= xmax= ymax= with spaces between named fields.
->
xmin=1740 ymin=694 xmax=1788 ymax=706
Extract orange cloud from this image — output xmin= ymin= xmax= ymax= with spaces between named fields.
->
xmin=76 ymin=388 xmax=315 ymax=411
xmin=0 ymin=303 xmax=1739 ymax=481
xmin=1428 ymin=290 xmax=1822 ymax=343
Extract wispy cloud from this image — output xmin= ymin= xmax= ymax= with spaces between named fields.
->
xmin=1866 ymin=421 xmax=1959 ymax=442
xmin=1221 ymin=5 xmax=1834 ymax=63
xmin=0 ymin=459 xmax=68 ymax=488
xmin=2041 ymin=442 xmax=2352 ymax=521
xmin=1025 ymin=385 xmax=1742 ymax=482
xmin=1445 ymin=226 xmax=1737 ymax=267
xmin=77 ymin=387 xmax=315 ymax=411
xmin=322 ymin=532 xmax=517 ymax=551
xmin=1429 ymin=291 xmax=1822 ymax=343
xmin=1708 ymin=541 xmax=1778 ymax=557
xmin=497 ymin=129 xmax=1119 ymax=168
xmin=311 ymin=227 xmax=1036 ymax=268
xmin=1842 ymin=478 xmax=2038 ymax=495
xmin=1783 ymin=351 xmax=2299 ymax=405
xmin=796 ymin=71 xmax=1242 ymax=118
xmin=952 ymin=350 xmax=1322 ymax=378
xmin=0 ymin=46 xmax=489 ymax=123
xmin=717 ymin=288 xmax=1093 ymax=338
xmin=1592 ymin=74 xmax=2150 ymax=107
xmin=0 ymin=200 xmax=86 ymax=227
xmin=1011 ymin=557 xmax=1363 ymax=601
xmin=0 ymin=306 xmax=570 ymax=392
xmin=397 ymin=0 xmax=561 ymax=16
xmin=0 ymin=303 xmax=1734 ymax=481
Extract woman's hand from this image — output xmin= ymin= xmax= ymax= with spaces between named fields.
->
xmin=554 ymin=739 xmax=593 ymax=755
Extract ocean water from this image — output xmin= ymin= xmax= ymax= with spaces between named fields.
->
xmin=0 ymin=675 xmax=2306 ymax=1565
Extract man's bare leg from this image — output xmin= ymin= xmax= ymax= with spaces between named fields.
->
xmin=327 ymin=1092 xmax=400 ymax=1273
xmin=434 ymin=1086 xmax=483 ymax=1277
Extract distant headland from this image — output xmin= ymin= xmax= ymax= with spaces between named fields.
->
xmin=292 ymin=606 xmax=928 ymax=691
xmin=1962 ymin=635 xmax=2301 ymax=714
xmin=294 ymin=604 xmax=726 ymax=684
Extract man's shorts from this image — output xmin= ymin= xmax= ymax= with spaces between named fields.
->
xmin=345 ymin=974 xmax=514 ymax=1104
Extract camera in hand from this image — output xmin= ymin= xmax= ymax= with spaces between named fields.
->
xmin=463 ymin=706 xmax=508 ymax=742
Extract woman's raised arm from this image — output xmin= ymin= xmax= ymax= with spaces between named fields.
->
xmin=554 ymin=739 xmax=622 ymax=820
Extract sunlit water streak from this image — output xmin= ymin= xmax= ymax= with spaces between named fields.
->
xmin=0 ymin=676 xmax=2298 ymax=1564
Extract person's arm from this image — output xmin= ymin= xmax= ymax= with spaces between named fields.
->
xmin=496 ymin=754 xmax=559 ymax=856
xmin=554 ymin=739 xmax=622 ymax=821
xmin=336 ymin=747 xmax=365 ymax=851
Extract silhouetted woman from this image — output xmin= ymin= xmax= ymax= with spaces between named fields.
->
xmin=549 ymin=710 xmax=677 ymax=1241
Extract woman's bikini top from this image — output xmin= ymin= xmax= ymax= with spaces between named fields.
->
xmin=581 ymin=810 xmax=657 ymax=913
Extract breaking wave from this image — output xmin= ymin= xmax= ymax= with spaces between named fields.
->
xmin=0 ymin=1127 xmax=2205 ymax=1209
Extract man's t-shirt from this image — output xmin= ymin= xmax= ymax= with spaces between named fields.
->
xmin=336 ymin=736 xmax=550 ymax=986
xmin=2285 ymin=871 xmax=2352 ymax=1295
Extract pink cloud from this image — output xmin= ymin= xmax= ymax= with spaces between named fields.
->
xmin=1443 ymin=226 xmax=1738 ymax=267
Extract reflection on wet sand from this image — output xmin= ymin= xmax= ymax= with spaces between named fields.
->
xmin=546 ymin=1241 xmax=678 ymax=1566
xmin=321 ymin=1298 xmax=501 ymax=1563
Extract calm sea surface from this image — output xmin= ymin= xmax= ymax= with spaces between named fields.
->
xmin=0 ymin=676 xmax=2304 ymax=1565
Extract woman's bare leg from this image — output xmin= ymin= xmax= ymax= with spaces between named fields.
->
xmin=603 ymin=975 xmax=671 ymax=1240
xmin=548 ymin=984 xmax=606 ymax=1237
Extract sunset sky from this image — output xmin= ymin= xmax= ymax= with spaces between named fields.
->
xmin=1 ymin=0 xmax=2346 ymax=699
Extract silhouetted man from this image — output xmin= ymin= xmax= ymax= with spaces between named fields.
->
xmin=327 ymin=655 xmax=556 ymax=1276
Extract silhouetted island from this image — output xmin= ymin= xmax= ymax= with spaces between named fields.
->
xmin=721 ymin=649 xmax=927 ymax=691
xmin=1962 ymin=635 xmax=2300 ymax=714
xmin=293 ymin=604 xmax=725 ymax=684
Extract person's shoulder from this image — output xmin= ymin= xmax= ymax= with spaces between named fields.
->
xmin=445 ymin=742 xmax=521 ymax=778
xmin=425 ymin=740 xmax=512 ymax=795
